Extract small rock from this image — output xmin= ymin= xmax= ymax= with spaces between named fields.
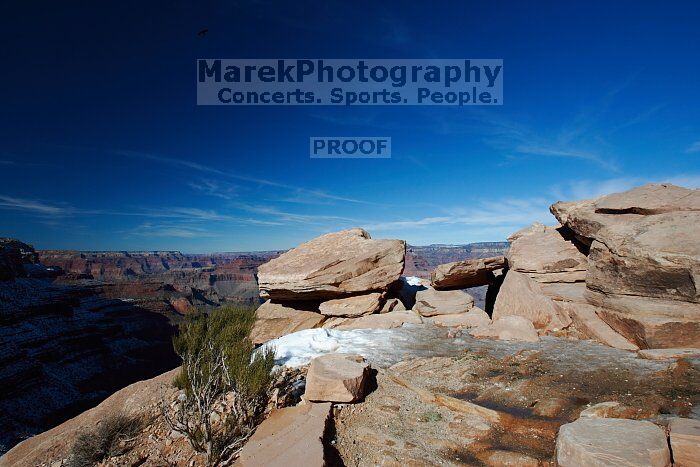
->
xmin=556 ymin=418 xmax=670 ymax=467
xmin=378 ymin=297 xmax=405 ymax=313
xmin=485 ymin=449 xmax=539 ymax=466
xmin=413 ymin=288 xmax=475 ymax=316
xmin=533 ymin=397 xmax=569 ymax=418
xmin=579 ymin=401 xmax=642 ymax=419
xmin=305 ymin=354 xmax=370 ymax=403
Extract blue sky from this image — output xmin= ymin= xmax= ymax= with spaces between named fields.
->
xmin=1 ymin=0 xmax=699 ymax=252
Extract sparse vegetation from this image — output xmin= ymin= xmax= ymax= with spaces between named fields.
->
xmin=164 ymin=305 xmax=275 ymax=465
xmin=67 ymin=412 xmax=143 ymax=467
xmin=418 ymin=411 xmax=443 ymax=423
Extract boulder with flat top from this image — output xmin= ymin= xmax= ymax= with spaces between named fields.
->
xmin=258 ymin=228 xmax=405 ymax=301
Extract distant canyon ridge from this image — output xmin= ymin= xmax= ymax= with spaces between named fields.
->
xmin=38 ymin=241 xmax=508 ymax=312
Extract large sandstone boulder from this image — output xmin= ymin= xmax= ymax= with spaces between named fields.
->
xmin=319 ymin=292 xmax=383 ymax=317
xmin=469 ymin=316 xmax=539 ymax=342
xmin=250 ymin=301 xmax=325 ymax=345
xmin=668 ymin=417 xmax=700 ymax=467
xmin=430 ymin=256 xmax=506 ymax=289
xmin=492 ymin=270 xmax=571 ymax=331
xmin=550 ymin=184 xmax=700 ymax=348
xmin=257 ymin=228 xmax=405 ymax=300
xmin=506 ymin=224 xmax=587 ymax=283
xmin=586 ymin=212 xmax=699 ymax=304
xmin=413 ymin=288 xmax=475 ymax=317
xmin=238 ymin=402 xmax=331 ymax=467
xmin=556 ymin=418 xmax=671 ymax=467
xmin=551 ymin=183 xmax=700 ymax=241
xmin=305 ymin=354 xmax=370 ymax=403
xmin=322 ymin=310 xmax=422 ymax=330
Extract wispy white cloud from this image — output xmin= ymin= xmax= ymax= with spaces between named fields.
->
xmin=550 ymin=173 xmax=700 ymax=201
xmin=133 ymin=206 xmax=284 ymax=226
xmin=363 ymin=173 xmax=700 ymax=241
xmin=232 ymin=202 xmax=359 ymax=225
xmin=115 ymin=149 xmax=376 ymax=206
xmin=125 ymin=222 xmax=216 ymax=238
xmin=187 ymin=179 xmax=238 ymax=200
xmin=363 ymin=196 xmax=550 ymax=233
xmin=515 ymin=144 xmax=617 ymax=170
xmin=0 ymin=195 xmax=73 ymax=216
xmin=685 ymin=141 xmax=700 ymax=153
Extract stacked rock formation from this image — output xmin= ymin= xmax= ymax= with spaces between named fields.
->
xmin=428 ymin=183 xmax=699 ymax=350
xmin=251 ymin=228 xmax=496 ymax=343
xmin=251 ymin=228 xmax=410 ymax=344
xmin=550 ymin=183 xmax=700 ymax=349
xmin=465 ymin=183 xmax=697 ymax=350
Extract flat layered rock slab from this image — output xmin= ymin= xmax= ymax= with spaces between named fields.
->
xmin=551 ymin=183 xmax=700 ymax=241
xmin=556 ymin=418 xmax=670 ymax=467
xmin=322 ymin=310 xmax=422 ymax=330
xmin=413 ymin=288 xmax=475 ymax=317
xmin=427 ymin=307 xmax=491 ymax=328
xmin=668 ymin=417 xmax=700 ymax=467
xmin=469 ymin=316 xmax=539 ymax=342
xmin=305 ymin=353 xmax=370 ymax=403
xmin=430 ymin=256 xmax=505 ymax=289
xmin=319 ymin=292 xmax=383 ymax=317
xmin=638 ymin=348 xmax=700 ymax=360
xmin=239 ymin=402 xmax=332 ymax=467
xmin=250 ymin=300 xmax=325 ymax=345
xmin=592 ymin=298 xmax=700 ymax=349
xmin=257 ymin=228 xmax=405 ymax=300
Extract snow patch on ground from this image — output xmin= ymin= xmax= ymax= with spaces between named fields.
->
xmin=261 ymin=327 xmax=396 ymax=367
xmin=259 ymin=324 xmax=671 ymax=372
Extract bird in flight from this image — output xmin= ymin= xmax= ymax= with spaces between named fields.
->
xmin=197 ymin=28 xmax=209 ymax=37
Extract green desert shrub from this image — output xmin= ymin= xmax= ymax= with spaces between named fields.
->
xmin=67 ymin=412 xmax=143 ymax=467
xmin=165 ymin=305 xmax=275 ymax=465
